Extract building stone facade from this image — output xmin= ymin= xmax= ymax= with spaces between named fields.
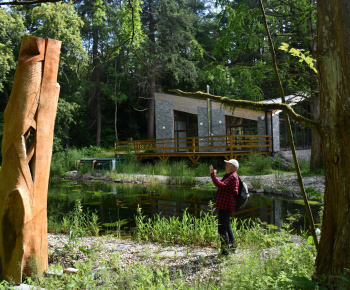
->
xmin=155 ymin=93 xmax=283 ymax=155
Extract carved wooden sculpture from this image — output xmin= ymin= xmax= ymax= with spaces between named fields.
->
xmin=0 ymin=36 xmax=61 ymax=283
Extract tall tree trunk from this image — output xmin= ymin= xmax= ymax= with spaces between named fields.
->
xmin=315 ymin=0 xmax=350 ymax=285
xmin=308 ymin=0 xmax=323 ymax=169
xmin=147 ymin=0 xmax=156 ymax=140
xmin=92 ymin=27 xmax=101 ymax=146
xmin=114 ymin=57 xmax=118 ymax=143
xmin=309 ymin=78 xmax=323 ymax=169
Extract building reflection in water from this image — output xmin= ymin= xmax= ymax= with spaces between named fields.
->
xmin=113 ymin=190 xmax=283 ymax=229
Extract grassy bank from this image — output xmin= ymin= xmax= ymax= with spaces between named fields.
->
xmin=50 ymin=147 xmax=324 ymax=181
xmin=7 ymin=202 xmax=326 ymax=289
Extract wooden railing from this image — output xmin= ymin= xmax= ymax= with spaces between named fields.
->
xmin=115 ymin=134 xmax=270 ymax=164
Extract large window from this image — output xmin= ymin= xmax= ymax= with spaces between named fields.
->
xmin=225 ymin=115 xmax=257 ymax=135
xmin=174 ymin=111 xmax=198 ymax=138
xmin=279 ymin=101 xmax=312 ymax=149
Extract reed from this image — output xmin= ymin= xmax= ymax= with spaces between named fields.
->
xmin=133 ymin=204 xmax=219 ymax=247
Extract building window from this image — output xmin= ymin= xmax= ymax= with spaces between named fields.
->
xmin=279 ymin=101 xmax=312 ymax=150
xmin=225 ymin=115 xmax=257 ymax=135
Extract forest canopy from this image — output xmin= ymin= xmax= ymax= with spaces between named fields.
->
xmin=0 ymin=0 xmax=316 ymax=150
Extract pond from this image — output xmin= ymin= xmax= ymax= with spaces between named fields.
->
xmin=48 ymin=180 xmax=323 ymax=235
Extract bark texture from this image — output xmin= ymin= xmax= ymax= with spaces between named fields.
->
xmin=0 ymin=36 xmax=61 ymax=283
xmin=316 ymin=0 xmax=350 ymax=284
xmin=147 ymin=0 xmax=156 ymax=140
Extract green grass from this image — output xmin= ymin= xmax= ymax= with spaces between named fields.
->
xmin=15 ymin=207 xmax=327 ymax=290
xmin=48 ymin=200 xmax=101 ymax=240
xmin=50 ymin=147 xmax=325 ymax=189
xmin=133 ymin=204 xmax=219 ymax=247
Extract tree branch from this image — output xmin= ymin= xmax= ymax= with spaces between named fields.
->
xmin=169 ymin=89 xmax=319 ymax=130
xmin=0 ymin=0 xmax=60 ymax=5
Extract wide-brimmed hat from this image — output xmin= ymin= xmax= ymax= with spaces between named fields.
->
xmin=224 ymin=159 xmax=239 ymax=169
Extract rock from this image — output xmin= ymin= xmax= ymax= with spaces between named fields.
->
xmin=46 ymin=268 xmax=63 ymax=276
xmin=158 ymin=251 xmax=185 ymax=257
xmin=302 ymin=177 xmax=318 ymax=185
xmin=103 ymin=244 xmax=131 ymax=251
xmin=255 ymin=188 xmax=265 ymax=194
xmin=281 ymin=191 xmax=294 ymax=198
xmin=293 ymin=192 xmax=302 ymax=198
xmin=66 ymin=171 xmax=77 ymax=176
xmin=193 ymin=251 xmax=207 ymax=257
xmin=63 ymin=267 xmax=79 ymax=274
xmin=272 ymin=189 xmax=283 ymax=195
xmin=12 ymin=284 xmax=45 ymax=290
xmin=280 ymin=161 xmax=291 ymax=170
xmin=264 ymin=187 xmax=274 ymax=194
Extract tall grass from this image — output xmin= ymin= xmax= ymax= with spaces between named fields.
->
xmin=133 ymin=204 xmax=219 ymax=247
xmin=48 ymin=200 xmax=101 ymax=240
xmin=216 ymin=242 xmax=317 ymax=289
xmin=133 ymin=203 xmax=294 ymax=250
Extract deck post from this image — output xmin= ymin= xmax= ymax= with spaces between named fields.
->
xmin=230 ymin=135 xmax=233 ymax=159
xmin=250 ymin=136 xmax=253 ymax=154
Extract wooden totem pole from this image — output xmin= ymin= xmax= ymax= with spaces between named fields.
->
xmin=0 ymin=36 xmax=61 ymax=283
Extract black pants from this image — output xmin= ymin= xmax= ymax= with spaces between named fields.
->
xmin=218 ymin=209 xmax=236 ymax=251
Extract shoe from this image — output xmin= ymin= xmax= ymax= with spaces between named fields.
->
xmin=220 ymin=249 xmax=229 ymax=255
xmin=229 ymin=245 xmax=237 ymax=253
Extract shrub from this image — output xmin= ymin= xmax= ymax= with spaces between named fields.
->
xmin=239 ymin=154 xmax=272 ymax=175
xmin=50 ymin=148 xmax=81 ymax=177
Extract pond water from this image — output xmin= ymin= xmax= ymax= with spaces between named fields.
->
xmin=48 ymin=180 xmax=322 ymax=234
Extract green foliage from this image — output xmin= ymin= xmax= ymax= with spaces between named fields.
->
xmin=289 ymin=159 xmax=325 ymax=177
xmin=102 ymin=219 xmax=128 ymax=237
xmin=279 ymin=42 xmax=317 ymax=73
xmin=0 ymin=8 xmax=25 ymax=93
xmin=166 ymin=160 xmax=196 ymax=185
xmin=239 ymin=154 xmax=273 ymax=175
xmin=48 ymin=200 xmax=101 ymax=241
xmin=218 ymin=242 xmax=317 ymax=289
xmin=133 ymin=204 xmax=219 ymax=247
xmin=30 ymin=1 xmax=87 ymax=73
xmin=50 ymin=148 xmax=81 ymax=177
xmin=305 ymin=187 xmax=323 ymax=201
xmin=195 ymin=161 xmax=212 ymax=177
xmin=54 ymin=99 xmax=80 ymax=152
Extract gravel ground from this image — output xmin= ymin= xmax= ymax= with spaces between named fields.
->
xmin=47 ymin=233 xmax=240 ymax=285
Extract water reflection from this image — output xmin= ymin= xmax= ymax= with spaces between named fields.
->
xmin=48 ymin=180 xmax=322 ymax=233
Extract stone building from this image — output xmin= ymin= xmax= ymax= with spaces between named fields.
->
xmin=155 ymin=92 xmax=310 ymax=156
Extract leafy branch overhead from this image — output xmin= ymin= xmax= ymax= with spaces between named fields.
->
xmin=0 ymin=0 xmax=60 ymax=5
xmin=279 ymin=42 xmax=318 ymax=74
xmin=169 ymin=89 xmax=318 ymax=130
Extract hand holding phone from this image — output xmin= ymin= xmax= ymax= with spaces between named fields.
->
xmin=209 ymin=164 xmax=214 ymax=174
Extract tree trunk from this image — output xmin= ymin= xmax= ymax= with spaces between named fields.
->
xmin=92 ymin=27 xmax=101 ymax=146
xmin=315 ymin=0 xmax=350 ymax=284
xmin=308 ymin=1 xmax=323 ymax=170
xmin=114 ymin=57 xmax=118 ymax=143
xmin=147 ymin=0 xmax=156 ymax=140
xmin=0 ymin=36 xmax=61 ymax=283
xmin=310 ymin=75 xmax=323 ymax=169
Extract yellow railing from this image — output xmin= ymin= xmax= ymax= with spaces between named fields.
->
xmin=115 ymin=134 xmax=270 ymax=164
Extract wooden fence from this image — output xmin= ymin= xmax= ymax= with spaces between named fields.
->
xmin=115 ymin=134 xmax=271 ymax=165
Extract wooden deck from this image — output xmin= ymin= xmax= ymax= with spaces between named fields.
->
xmin=115 ymin=134 xmax=271 ymax=165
